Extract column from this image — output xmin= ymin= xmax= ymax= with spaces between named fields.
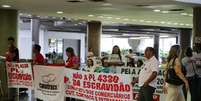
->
xmin=0 ymin=9 xmax=18 ymax=99
xmin=193 ymin=7 xmax=201 ymax=51
xmin=154 ymin=34 xmax=159 ymax=59
xmin=87 ymin=21 xmax=102 ymax=57
xmin=31 ymin=17 xmax=40 ymax=45
xmin=179 ymin=28 xmax=192 ymax=58
xmin=0 ymin=9 xmax=18 ymax=55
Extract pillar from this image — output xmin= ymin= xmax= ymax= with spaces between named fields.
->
xmin=179 ymin=28 xmax=192 ymax=58
xmin=31 ymin=18 xmax=40 ymax=45
xmin=0 ymin=9 xmax=18 ymax=55
xmin=193 ymin=7 xmax=201 ymax=52
xmin=0 ymin=9 xmax=18 ymax=98
xmin=87 ymin=21 xmax=102 ymax=57
xmin=154 ymin=34 xmax=159 ymax=59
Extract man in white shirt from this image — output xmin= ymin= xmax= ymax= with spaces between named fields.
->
xmin=133 ymin=47 xmax=159 ymax=101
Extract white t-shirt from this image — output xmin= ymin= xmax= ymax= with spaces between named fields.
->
xmin=107 ymin=54 xmax=122 ymax=63
xmin=139 ymin=56 xmax=159 ymax=88
xmin=192 ymin=53 xmax=201 ymax=77
xmin=182 ymin=57 xmax=196 ymax=77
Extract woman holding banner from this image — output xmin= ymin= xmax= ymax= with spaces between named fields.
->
xmin=65 ymin=47 xmax=80 ymax=101
xmin=106 ymin=45 xmax=124 ymax=73
xmin=65 ymin=47 xmax=80 ymax=70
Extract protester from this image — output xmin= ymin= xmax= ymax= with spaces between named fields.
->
xmin=106 ymin=45 xmax=124 ymax=73
xmin=163 ymin=45 xmax=189 ymax=101
xmin=83 ymin=58 xmax=96 ymax=72
xmin=133 ymin=47 xmax=159 ymax=101
xmin=65 ymin=47 xmax=80 ymax=101
xmin=32 ymin=44 xmax=45 ymax=65
xmin=125 ymin=49 xmax=135 ymax=67
xmin=94 ymin=57 xmax=111 ymax=73
xmin=87 ymin=48 xmax=94 ymax=58
xmin=5 ymin=37 xmax=19 ymax=62
xmin=182 ymin=47 xmax=199 ymax=101
xmin=5 ymin=37 xmax=19 ymax=101
xmin=65 ymin=47 xmax=80 ymax=69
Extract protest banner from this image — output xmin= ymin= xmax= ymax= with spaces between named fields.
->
xmin=116 ymin=67 xmax=165 ymax=101
xmin=6 ymin=62 xmax=33 ymax=88
xmin=64 ymin=68 xmax=133 ymax=101
xmin=34 ymin=65 xmax=64 ymax=101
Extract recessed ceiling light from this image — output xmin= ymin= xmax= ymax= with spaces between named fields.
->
xmin=153 ymin=9 xmax=160 ymax=12
xmin=167 ymin=22 xmax=172 ymax=24
xmin=180 ymin=13 xmax=188 ymax=16
xmin=115 ymin=18 xmax=121 ymax=20
xmin=2 ymin=5 xmax=11 ymax=8
xmin=78 ymin=22 xmax=83 ymax=25
xmin=57 ymin=11 xmax=64 ymax=14
xmin=123 ymin=18 xmax=129 ymax=21
xmin=185 ymin=24 xmax=190 ymax=26
xmin=106 ymin=16 xmax=112 ymax=19
xmin=179 ymin=23 xmax=184 ymax=26
xmin=145 ymin=21 xmax=152 ymax=23
xmin=173 ymin=23 xmax=178 ymax=25
xmin=161 ymin=11 xmax=169 ymax=13
xmin=88 ymin=14 xmax=94 ymax=17
xmin=97 ymin=16 xmax=104 ymax=18
xmin=188 ymin=14 xmax=193 ymax=17
xmin=19 ymin=13 xmax=23 ymax=16
xmin=160 ymin=21 xmax=166 ymax=24
xmin=74 ymin=24 xmax=78 ymax=26
xmin=102 ymin=3 xmax=112 ymax=6
xmin=153 ymin=21 xmax=159 ymax=23
xmin=139 ymin=20 xmax=145 ymax=22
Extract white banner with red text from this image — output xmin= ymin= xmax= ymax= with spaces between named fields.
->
xmin=64 ymin=68 xmax=133 ymax=101
xmin=116 ymin=67 xmax=165 ymax=101
xmin=6 ymin=62 xmax=33 ymax=88
xmin=34 ymin=65 xmax=65 ymax=101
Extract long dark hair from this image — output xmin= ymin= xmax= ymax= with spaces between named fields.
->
xmin=112 ymin=45 xmax=122 ymax=61
xmin=185 ymin=47 xmax=193 ymax=57
xmin=167 ymin=45 xmax=180 ymax=62
xmin=66 ymin=47 xmax=75 ymax=57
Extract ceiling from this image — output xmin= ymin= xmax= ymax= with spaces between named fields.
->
xmin=0 ymin=0 xmax=199 ymax=28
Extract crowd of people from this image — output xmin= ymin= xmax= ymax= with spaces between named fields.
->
xmin=2 ymin=36 xmax=201 ymax=101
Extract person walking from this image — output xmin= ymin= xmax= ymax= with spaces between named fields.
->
xmin=164 ymin=45 xmax=189 ymax=101
xmin=182 ymin=47 xmax=199 ymax=101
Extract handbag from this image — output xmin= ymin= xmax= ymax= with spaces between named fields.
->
xmin=165 ymin=58 xmax=184 ymax=85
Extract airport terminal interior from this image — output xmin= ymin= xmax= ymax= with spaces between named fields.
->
xmin=0 ymin=0 xmax=201 ymax=101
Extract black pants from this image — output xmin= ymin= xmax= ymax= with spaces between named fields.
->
xmin=138 ymin=86 xmax=155 ymax=101
xmin=188 ymin=77 xmax=200 ymax=101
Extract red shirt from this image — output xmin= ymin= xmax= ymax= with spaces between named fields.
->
xmin=65 ymin=56 xmax=79 ymax=68
xmin=33 ymin=53 xmax=44 ymax=64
